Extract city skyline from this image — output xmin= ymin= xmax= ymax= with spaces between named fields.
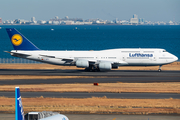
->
xmin=0 ymin=0 xmax=180 ymax=22
xmin=1 ymin=14 xmax=178 ymax=25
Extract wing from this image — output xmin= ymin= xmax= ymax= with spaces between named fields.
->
xmin=39 ymin=54 xmax=74 ymax=62
xmin=39 ymin=54 xmax=128 ymax=66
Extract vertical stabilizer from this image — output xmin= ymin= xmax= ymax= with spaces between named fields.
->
xmin=15 ymin=87 xmax=25 ymax=120
xmin=6 ymin=28 xmax=40 ymax=50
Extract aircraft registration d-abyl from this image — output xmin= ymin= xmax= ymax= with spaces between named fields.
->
xmin=5 ymin=28 xmax=178 ymax=72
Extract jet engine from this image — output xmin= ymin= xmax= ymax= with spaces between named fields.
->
xmin=76 ymin=59 xmax=89 ymax=68
xmin=99 ymin=62 xmax=112 ymax=71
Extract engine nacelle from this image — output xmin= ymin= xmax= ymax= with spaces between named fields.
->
xmin=76 ymin=59 xmax=89 ymax=68
xmin=99 ymin=62 xmax=112 ymax=71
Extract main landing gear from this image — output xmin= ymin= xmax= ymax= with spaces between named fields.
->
xmin=85 ymin=66 xmax=100 ymax=72
xmin=158 ymin=65 xmax=162 ymax=72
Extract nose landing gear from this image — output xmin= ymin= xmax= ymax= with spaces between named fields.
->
xmin=158 ymin=65 xmax=162 ymax=72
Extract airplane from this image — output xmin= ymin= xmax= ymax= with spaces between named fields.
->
xmin=15 ymin=87 xmax=69 ymax=120
xmin=6 ymin=28 xmax=178 ymax=72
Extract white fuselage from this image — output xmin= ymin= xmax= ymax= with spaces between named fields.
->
xmin=11 ymin=48 xmax=178 ymax=68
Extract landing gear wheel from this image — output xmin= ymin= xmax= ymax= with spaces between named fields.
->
xmin=85 ymin=67 xmax=100 ymax=72
xmin=85 ymin=67 xmax=91 ymax=71
xmin=94 ymin=68 xmax=100 ymax=72
xmin=158 ymin=65 xmax=162 ymax=72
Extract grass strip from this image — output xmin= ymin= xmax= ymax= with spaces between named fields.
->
xmin=0 ymin=97 xmax=180 ymax=115
xmin=0 ymin=82 xmax=180 ymax=93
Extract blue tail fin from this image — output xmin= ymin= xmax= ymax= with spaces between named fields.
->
xmin=6 ymin=28 xmax=40 ymax=50
xmin=15 ymin=87 xmax=25 ymax=120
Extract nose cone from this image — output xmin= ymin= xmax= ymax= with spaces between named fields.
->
xmin=174 ymin=56 xmax=178 ymax=61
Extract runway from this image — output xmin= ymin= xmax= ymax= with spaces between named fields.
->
xmin=0 ymin=92 xmax=180 ymax=99
xmin=0 ymin=77 xmax=180 ymax=85
xmin=0 ymin=69 xmax=180 ymax=85
xmin=0 ymin=69 xmax=180 ymax=77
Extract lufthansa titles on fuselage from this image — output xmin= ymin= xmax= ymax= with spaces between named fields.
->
xmin=129 ymin=53 xmax=153 ymax=57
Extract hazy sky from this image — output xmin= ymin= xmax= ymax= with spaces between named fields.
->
xmin=0 ymin=0 xmax=179 ymax=22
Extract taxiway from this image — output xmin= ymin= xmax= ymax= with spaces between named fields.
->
xmin=0 ymin=92 xmax=180 ymax=99
xmin=0 ymin=69 xmax=180 ymax=84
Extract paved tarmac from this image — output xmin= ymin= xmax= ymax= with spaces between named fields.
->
xmin=0 ymin=69 xmax=180 ymax=77
xmin=0 ymin=69 xmax=179 ymax=99
xmin=0 ymin=69 xmax=180 ymax=84
xmin=0 ymin=77 xmax=180 ymax=85
xmin=1 ymin=114 xmax=180 ymax=120
xmin=0 ymin=92 xmax=180 ymax=99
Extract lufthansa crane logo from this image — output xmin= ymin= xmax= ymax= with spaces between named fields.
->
xmin=11 ymin=34 xmax=23 ymax=46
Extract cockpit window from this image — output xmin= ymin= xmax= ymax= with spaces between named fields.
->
xmin=163 ymin=50 xmax=167 ymax=52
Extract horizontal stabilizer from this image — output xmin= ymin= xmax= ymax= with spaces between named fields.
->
xmin=4 ymin=51 xmax=31 ymax=56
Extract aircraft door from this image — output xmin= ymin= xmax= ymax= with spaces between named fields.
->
xmin=149 ymin=56 xmax=153 ymax=61
xmin=122 ymin=53 xmax=126 ymax=61
xmin=122 ymin=56 xmax=125 ymax=61
xmin=153 ymin=54 xmax=157 ymax=61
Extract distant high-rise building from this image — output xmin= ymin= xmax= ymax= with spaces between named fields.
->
xmin=142 ymin=18 xmax=145 ymax=22
xmin=0 ymin=18 xmax=2 ymax=24
xmin=133 ymin=14 xmax=138 ymax=19
xmin=65 ymin=16 xmax=69 ymax=20
xmin=139 ymin=18 xmax=142 ymax=23
xmin=14 ymin=19 xmax=21 ymax=24
xmin=139 ymin=18 xmax=145 ymax=23
xmin=114 ymin=18 xmax=119 ymax=23
xmin=31 ymin=17 xmax=35 ymax=22
xmin=55 ymin=16 xmax=59 ymax=20
xmin=130 ymin=14 xmax=138 ymax=24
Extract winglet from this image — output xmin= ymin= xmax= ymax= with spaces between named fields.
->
xmin=15 ymin=87 xmax=25 ymax=120
xmin=6 ymin=28 xmax=40 ymax=50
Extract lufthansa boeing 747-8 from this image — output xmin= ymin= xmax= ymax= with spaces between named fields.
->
xmin=5 ymin=28 xmax=178 ymax=71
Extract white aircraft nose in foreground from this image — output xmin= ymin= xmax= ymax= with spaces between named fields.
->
xmin=5 ymin=28 xmax=178 ymax=72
